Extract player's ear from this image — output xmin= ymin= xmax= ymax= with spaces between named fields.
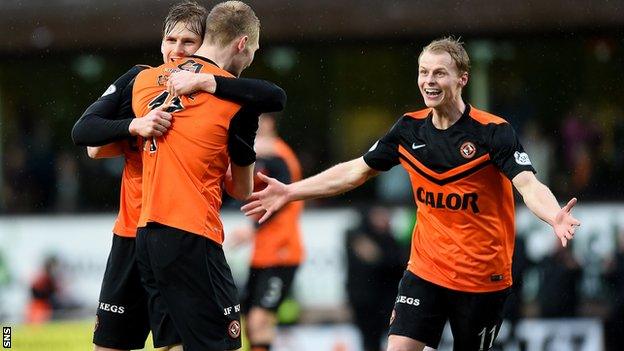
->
xmin=459 ymin=71 xmax=469 ymax=87
xmin=236 ymin=36 xmax=249 ymax=53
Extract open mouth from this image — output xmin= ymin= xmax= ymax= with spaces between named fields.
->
xmin=424 ymin=88 xmax=442 ymax=98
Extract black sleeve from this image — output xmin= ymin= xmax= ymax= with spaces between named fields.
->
xmin=228 ymin=107 xmax=260 ymax=166
xmin=71 ymin=65 xmax=146 ymax=146
xmin=362 ymin=116 xmax=404 ymax=171
xmin=214 ymin=76 xmax=286 ymax=113
xmin=489 ymin=122 xmax=536 ymax=180
xmin=263 ymin=157 xmax=292 ymax=184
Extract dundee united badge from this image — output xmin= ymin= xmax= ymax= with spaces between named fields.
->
xmin=460 ymin=141 xmax=476 ymax=159
xmin=228 ymin=320 xmax=241 ymax=338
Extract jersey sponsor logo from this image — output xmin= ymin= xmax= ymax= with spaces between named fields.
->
xmin=514 ymin=151 xmax=532 ymax=165
xmin=228 ymin=320 xmax=241 ymax=338
xmin=369 ymin=141 xmax=379 ymax=152
xmin=101 ymin=84 xmax=116 ymax=97
xmin=416 ymin=187 xmax=480 ymax=213
xmin=460 ymin=141 xmax=477 ymax=159
xmin=412 ymin=143 xmax=426 ymax=150
xmin=98 ymin=302 xmax=126 ymax=314
xmin=395 ymin=295 xmax=420 ymax=306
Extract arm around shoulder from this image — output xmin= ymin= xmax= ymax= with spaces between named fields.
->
xmin=87 ymin=142 xmax=124 ymax=159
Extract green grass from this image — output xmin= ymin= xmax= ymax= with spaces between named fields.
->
xmin=10 ymin=320 xmax=161 ymax=351
xmin=9 ymin=319 xmax=250 ymax=351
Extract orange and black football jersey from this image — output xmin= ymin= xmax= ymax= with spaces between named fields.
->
xmin=112 ymin=138 xmax=143 ymax=237
xmin=89 ymin=65 xmax=148 ymax=238
xmin=251 ymin=138 xmax=304 ymax=267
xmin=364 ymin=105 xmax=535 ymax=292
xmin=132 ymin=55 xmax=245 ymax=244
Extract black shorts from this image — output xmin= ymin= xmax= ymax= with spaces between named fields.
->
xmin=389 ymin=271 xmax=509 ymax=350
xmin=242 ymin=265 xmax=298 ymax=313
xmin=136 ymin=223 xmax=241 ymax=351
xmin=93 ymin=234 xmax=152 ymax=350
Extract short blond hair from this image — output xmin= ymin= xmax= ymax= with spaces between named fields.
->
xmin=205 ymin=1 xmax=260 ymax=47
xmin=420 ymin=37 xmax=471 ymax=75
xmin=162 ymin=1 xmax=208 ymax=39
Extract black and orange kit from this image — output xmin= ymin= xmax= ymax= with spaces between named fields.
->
xmin=243 ymin=138 xmax=304 ymax=313
xmin=72 ymin=61 xmax=284 ymax=350
xmin=132 ymin=55 xmax=264 ymax=351
xmin=363 ymin=105 xmax=535 ymax=349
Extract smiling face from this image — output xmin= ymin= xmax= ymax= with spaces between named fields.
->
xmin=417 ymin=50 xmax=468 ymax=109
xmin=161 ymin=21 xmax=203 ymax=63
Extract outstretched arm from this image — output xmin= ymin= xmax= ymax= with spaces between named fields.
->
xmin=513 ymin=171 xmax=581 ymax=247
xmin=242 ymin=157 xmax=378 ymax=223
xmin=167 ymin=70 xmax=286 ymax=112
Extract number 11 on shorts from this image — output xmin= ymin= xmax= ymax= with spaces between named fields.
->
xmin=478 ymin=325 xmax=497 ymax=350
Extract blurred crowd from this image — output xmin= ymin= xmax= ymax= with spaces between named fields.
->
xmin=2 ymin=97 xmax=623 ymax=213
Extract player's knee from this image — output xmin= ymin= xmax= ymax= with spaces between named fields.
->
xmin=386 ymin=335 xmax=427 ymax=351
xmin=247 ymin=308 xmax=276 ymax=339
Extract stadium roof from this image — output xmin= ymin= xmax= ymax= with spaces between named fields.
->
xmin=2 ymin=0 xmax=622 ymax=52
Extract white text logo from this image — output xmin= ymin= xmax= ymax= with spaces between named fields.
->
xmin=99 ymin=302 xmax=125 ymax=314
xmin=395 ymin=295 xmax=420 ymax=306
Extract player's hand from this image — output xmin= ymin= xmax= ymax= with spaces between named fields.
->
xmin=167 ymin=71 xmax=216 ymax=96
xmin=129 ymin=104 xmax=172 ymax=137
xmin=553 ymin=198 xmax=581 ymax=247
xmin=241 ymin=172 xmax=289 ymax=223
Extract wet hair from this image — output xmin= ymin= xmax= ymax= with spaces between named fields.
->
xmin=162 ymin=1 xmax=208 ymax=39
xmin=205 ymin=1 xmax=260 ymax=47
xmin=420 ymin=36 xmax=471 ymax=75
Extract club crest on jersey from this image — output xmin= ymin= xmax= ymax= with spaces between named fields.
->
xmin=514 ymin=151 xmax=532 ymax=165
xmin=157 ymin=74 xmax=168 ymax=86
xmin=460 ymin=141 xmax=476 ymax=159
xmin=228 ymin=320 xmax=241 ymax=338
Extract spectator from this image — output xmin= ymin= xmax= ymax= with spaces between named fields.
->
xmin=537 ymin=242 xmax=582 ymax=317
xmin=26 ymin=255 xmax=61 ymax=323
xmin=345 ymin=206 xmax=405 ymax=351
xmin=604 ymin=227 xmax=624 ymax=351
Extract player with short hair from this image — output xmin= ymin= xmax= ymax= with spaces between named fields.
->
xmin=229 ymin=114 xmax=304 ymax=351
xmin=131 ymin=2 xmax=265 ymax=350
xmin=242 ymin=37 xmax=581 ymax=351
xmin=72 ymin=2 xmax=284 ymax=350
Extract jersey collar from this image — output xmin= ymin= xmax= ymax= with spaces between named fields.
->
xmin=188 ymin=55 xmax=219 ymax=68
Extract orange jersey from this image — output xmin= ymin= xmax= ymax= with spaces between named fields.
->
xmin=251 ymin=138 xmax=304 ymax=267
xmin=112 ymin=139 xmax=143 ymax=237
xmin=364 ymin=105 xmax=535 ymax=292
xmin=132 ymin=56 xmax=243 ymax=244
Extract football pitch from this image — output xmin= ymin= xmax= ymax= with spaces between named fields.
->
xmin=8 ymin=320 xmax=251 ymax=350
